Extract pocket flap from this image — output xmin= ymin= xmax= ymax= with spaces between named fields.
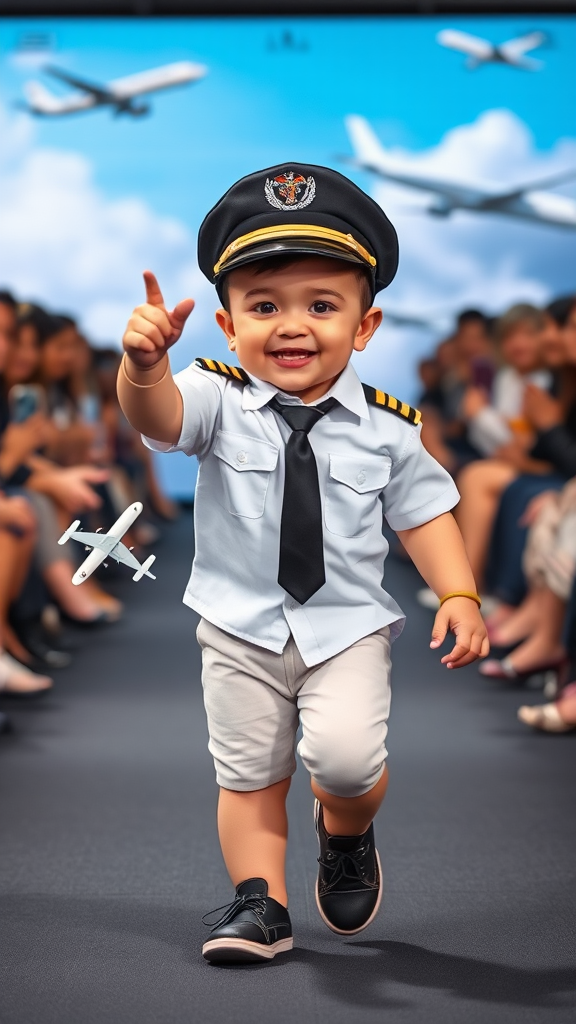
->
xmin=214 ymin=431 xmax=279 ymax=473
xmin=329 ymin=453 xmax=391 ymax=493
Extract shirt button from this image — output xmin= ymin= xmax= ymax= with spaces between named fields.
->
xmin=236 ymin=451 xmax=248 ymax=464
xmin=289 ymin=601 xmax=298 ymax=611
xmin=356 ymin=471 xmax=366 ymax=485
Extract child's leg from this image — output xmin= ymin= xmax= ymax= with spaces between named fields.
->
xmin=217 ymin=778 xmax=291 ymax=907
xmin=311 ymin=767 xmax=388 ymax=837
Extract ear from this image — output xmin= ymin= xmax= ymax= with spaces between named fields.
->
xmin=353 ymin=307 xmax=383 ymax=353
xmin=215 ymin=308 xmax=236 ymax=351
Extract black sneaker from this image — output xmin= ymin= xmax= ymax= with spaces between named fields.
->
xmin=202 ymin=878 xmax=293 ymax=963
xmin=314 ymin=799 xmax=382 ymax=935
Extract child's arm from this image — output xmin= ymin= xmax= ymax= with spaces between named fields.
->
xmin=397 ymin=512 xmax=489 ymax=669
xmin=117 ymin=271 xmax=194 ymax=444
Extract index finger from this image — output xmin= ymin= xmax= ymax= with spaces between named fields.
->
xmin=143 ymin=270 xmax=166 ymax=309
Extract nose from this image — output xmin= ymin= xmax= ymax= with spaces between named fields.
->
xmin=276 ymin=312 xmax=309 ymax=339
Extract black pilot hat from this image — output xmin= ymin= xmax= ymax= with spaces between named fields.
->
xmin=197 ymin=163 xmax=399 ymax=301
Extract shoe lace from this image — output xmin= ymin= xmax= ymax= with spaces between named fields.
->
xmin=201 ymin=892 xmax=268 ymax=929
xmin=318 ymin=844 xmax=369 ymax=885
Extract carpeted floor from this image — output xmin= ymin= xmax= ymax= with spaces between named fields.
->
xmin=1 ymin=511 xmax=575 ymax=1024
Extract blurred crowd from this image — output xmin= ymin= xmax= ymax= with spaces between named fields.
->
xmin=0 ymin=289 xmax=179 ymax=736
xmin=1 ymin=287 xmax=575 ymax=740
xmin=417 ymin=297 xmax=576 ymax=734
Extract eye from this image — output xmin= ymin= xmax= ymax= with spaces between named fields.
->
xmin=310 ymin=301 xmax=335 ymax=314
xmin=253 ymin=302 xmax=277 ymax=315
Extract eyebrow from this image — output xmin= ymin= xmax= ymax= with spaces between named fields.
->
xmin=242 ymin=287 xmax=346 ymax=301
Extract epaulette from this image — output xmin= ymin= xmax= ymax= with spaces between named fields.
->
xmin=195 ymin=357 xmax=250 ymax=384
xmin=362 ymin=383 xmax=421 ymax=425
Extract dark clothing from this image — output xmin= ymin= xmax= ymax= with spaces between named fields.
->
xmin=531 ymin=400 xmax=576 ymax=479
xmin=0 ymin=389 xmax=32 ymax=488
xmin=486 ymin=474 xmax=566 ymax=607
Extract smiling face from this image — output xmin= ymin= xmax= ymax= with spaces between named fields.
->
xmin=215 ymin=257 xmax=382 ymax=404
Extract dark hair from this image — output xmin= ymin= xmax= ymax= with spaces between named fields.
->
xmin=0 ymin=289 xmax=17 ymax=310
xmin=546 ymin=295 xmax=576 ymax=328
xmin=457 ymin=309 xmax=488 ymax=329
xmin=17 ymin=304 xmax=69 ymax=345
xmin=219 ymin=255 xmax=374 ymax=315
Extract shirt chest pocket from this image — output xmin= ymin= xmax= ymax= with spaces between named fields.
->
xmin=213 ymin=430 xmax=279 ymax=519
xmin=325 ymin=454 xmax=392 ymax=538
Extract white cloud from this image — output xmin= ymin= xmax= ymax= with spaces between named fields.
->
xmin=0 ymin=103 xmax=220 ymax=353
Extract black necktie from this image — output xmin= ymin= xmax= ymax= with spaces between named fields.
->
xmin=270 ymin=396 xmax=336 ymax=605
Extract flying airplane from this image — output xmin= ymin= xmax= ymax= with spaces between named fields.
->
xmin=437 ymin=29 xmax=547 ymax=71
xmin=22 ymin=60 xmax=208 ymax=117
xmin=58 ymin=502 xmax=156 ymax=585
xmin=344 ymin=115 xmax=576 ymax=230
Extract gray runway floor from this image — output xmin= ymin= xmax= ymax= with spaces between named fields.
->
xmin=1 ymin=511 xmax=575 ymax=1024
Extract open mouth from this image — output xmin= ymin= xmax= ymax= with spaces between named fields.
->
xmin=269 ymin=349 xmax=317 ymax=366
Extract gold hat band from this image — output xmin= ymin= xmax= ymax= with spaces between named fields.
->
xmin=213 ymin=224 xmax=377 ymax=276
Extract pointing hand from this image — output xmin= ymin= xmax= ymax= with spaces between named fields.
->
xmin=122 ymin=271 xmax=195 ymax=369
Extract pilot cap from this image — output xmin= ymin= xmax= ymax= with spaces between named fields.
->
xmin=197 ymin=163 xmax=398 ymax=299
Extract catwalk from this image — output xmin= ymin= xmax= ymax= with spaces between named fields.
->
xmin=0 ymin=512 xmax=574 ymax=1024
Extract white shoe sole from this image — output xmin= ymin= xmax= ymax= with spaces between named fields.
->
xmin=314 ymin=799 xmax=383 ymax=936
xmin=202 ymin=936 xmax=293 ymax=963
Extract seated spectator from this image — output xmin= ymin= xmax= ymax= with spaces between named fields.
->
xmin=454 ymin=300 xmax=575 ymax=592
xmin=461 ymin=304 xmax=550 ymax=457
xmin=0 ymin=293 xmax=119 ymax=631
xmin=419 ymin=312 xmax=494 ymax=473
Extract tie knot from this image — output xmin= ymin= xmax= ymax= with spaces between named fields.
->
xmin=270 ymin=397 xmax=335 ymax=434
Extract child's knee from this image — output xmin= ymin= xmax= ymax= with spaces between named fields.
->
xmin=300 ymin=737 xmax=387 ymax=799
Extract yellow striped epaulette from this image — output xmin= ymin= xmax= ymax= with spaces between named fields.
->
xmin=194 ymin=357 xmax=250 ymax=384
xmin=361 ymin=383 xmax=421 ymax=425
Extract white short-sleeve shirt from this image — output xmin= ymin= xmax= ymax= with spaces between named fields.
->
xmin=143 ymin=360 xmax=460 ymax=667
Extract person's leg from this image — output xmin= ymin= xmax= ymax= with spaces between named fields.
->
xmin=217 ymin=779 xmax=291 ymax=906
xmin=454 ymin=460 xmax=518 ymax=589
xmin=485 ymin=475 xmax=564 ymax=610
xmin=0 ymin=529 xmax=38 ymax=665
xmin=489 ymin=586 xmax=566 ymax=673
xmin=312 ymin=768 xmax=388 ymax=838
xmin=298 ymin=628 xmax=391 ymax=934
xmin=198 ymin=620 xmax=299 ymax=900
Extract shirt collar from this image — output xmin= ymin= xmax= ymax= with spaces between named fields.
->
xmin=241 ymin=361 xmax=370 ymax=420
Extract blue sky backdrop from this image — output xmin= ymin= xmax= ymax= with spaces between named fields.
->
xmin=1 ymin=14 xmax=575 ymax=495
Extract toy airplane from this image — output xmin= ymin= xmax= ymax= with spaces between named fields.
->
xmin=58 ymin=502 xmax=156 ymax=585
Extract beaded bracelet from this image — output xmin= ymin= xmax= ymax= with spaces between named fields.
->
xmin=439 ymin=591 xmax=482 ymax=608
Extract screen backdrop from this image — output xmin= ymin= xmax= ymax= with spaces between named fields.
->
xmin=1 ymin=14 xmax=575 ymax=496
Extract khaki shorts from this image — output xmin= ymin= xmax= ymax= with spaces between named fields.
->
xmin=196 ymin=618 xmax=392 ymax=797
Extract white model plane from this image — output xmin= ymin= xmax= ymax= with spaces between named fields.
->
xmin=437 ymin=29 xmax=547 ymax=71
xmin=22 ymin=60 xmax=207 ymax=117
xmin=58 ymin=502 xmax=156 ymax=585
xmin=344 ymin=115 xmax=576 ymax=230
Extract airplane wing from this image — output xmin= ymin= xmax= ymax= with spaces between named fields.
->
xmin=44 ymin=65 xmax=112 ymax=100
xmin=66 ymin=530 xmax=111 ymax=548
xmin=436 ymin=29 xmax=494 ymax=60
xmin=478 ymin=167 xmax=576 ymax=206
xmin=109 ymin=61 xmax=207 ymax=100
xmin=500 ymin=31 xmax=546 ymax=58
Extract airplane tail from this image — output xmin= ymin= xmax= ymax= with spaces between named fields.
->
xmin=345 ymin=115 xmax=387 ymax=165
xmin=24 ymin=80 xmax=65 ymax=114
xmin=133 ymin=554 xmax=156 ymax=582
xmin=58 ymin=519 xmax=81 ymax=545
